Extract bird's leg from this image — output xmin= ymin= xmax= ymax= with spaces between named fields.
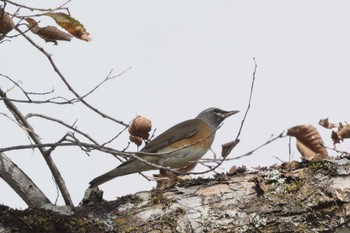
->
xmin=153 ymin=169 xmax=186 ymax=190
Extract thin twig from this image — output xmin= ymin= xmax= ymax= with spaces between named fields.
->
xmin=192 ymin=132 xmax=286 ymax=175
xmin=81 ymin=68 xmax=132 ymax=100
xmin=235 ymin=57 xmax=257 ymax=141
xmin=0 ymin=112 xmax=33 ymax=143
xmin=16 ymin=27 xmax=129 ymax=127
xmin=322 ymin=144 xmax=350 ymax=157
xmin=26 ymin=113 xmax=100 ymax=145
xmin=1 ymin=0 xmax=71 ymax=13
xmin=289 ymin=136 xmax=292 ymax=162
xmin=0 ymin=87 xmax=74 ymax=208
xmin=0 ymin=141 xmax=182 ymax=173
xmin=1 ymin=73 xmax=53 ymax=101
xmin=101 ymin=120 xmax=131 ymax=146
xmin=193 ymin=58 xmax=258 ymax=175
xmin=0 ymin=73 xmax=120 ymax=105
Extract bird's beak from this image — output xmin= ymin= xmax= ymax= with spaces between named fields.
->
xmin=222 ymin=110 xmax=239 ymax=119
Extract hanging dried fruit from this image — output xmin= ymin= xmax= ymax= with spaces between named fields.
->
xmin=128 ymin=116 xmax=152 ymax=146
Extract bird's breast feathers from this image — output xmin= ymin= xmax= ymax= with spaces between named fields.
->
xmin=153 ymin=121 xmax=215 ymax=168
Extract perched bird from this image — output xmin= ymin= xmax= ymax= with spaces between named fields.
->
xmin=89 ymin=107 xmax=239 ymax=188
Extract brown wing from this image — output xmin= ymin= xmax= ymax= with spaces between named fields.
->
xmin=141 ymin=119 xmax=202 ymax=153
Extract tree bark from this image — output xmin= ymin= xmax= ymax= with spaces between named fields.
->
xmin=1 ymin=157 xmax=350 ymax=232
xmin=0 ymin=152 xmax=51 ymax=208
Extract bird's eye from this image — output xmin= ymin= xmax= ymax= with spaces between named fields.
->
xmin=214 ymin=109 xmax=220 ymax=113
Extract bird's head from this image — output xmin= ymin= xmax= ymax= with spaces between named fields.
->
xmin=196 ymin=107 xmax=239 ymax=129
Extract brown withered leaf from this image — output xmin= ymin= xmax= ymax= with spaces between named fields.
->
xmin=25 ymin=18 xmax=40 ymax=33
xmin=319 ymin=118 xmax=337 ymax=129
xmin=45 ymin=12 xmax=91 ymax=42
xmin=228 ymin=165 xmax=246 ymax=175
xmin=331 ymin=131 xmax=341 ymax=145
xmin=228 ymin=165 xmax=237 ymax=175
xmin=332 ymin=123 xmax=350 ymax=145
xmin=154 ymin=169 xmax=187 ymax=190
xmin=25 ymin=18 xmax=72 ymax=45
xmin=0 ymin=7 xmax=15 ymax=34
xmin=36 ymin=26 xmax=72 ymax=44
xmin=128 ymin=116 xmax=152 ymax=146
xmin=287 ymin=125 xmax=328 ymax=161
xmin=221 ymin=139 xmax=240 ymax=158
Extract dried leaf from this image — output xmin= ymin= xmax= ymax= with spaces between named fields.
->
xmin=319 ymin=118 xmax=337 ymax=129
xmin=25 ymin=18 xmax=40 ymax=33
xmin=154 ymin=170 xmax=186 ymax=190
xmin=228 ymin=165 xmax=237 ymax=175
xmin=228 ymin=165 xmax=246 ymax=175
xmin=37 ymin=26 xmax=72 ymax=44
xmin=0 ymin=7 xmax=15 ymax=34
xmin=221 ymin=139 xmax=240 ymax=158
xmin=25 ymin=18 xmax=72 ymax=45
xmin=128 ymin=116 xmax=152 ymax=146
xmin=287 ymin=125 xmax=328 ymax=161
xmin=332 ymin=123 xmax=350 ymax=144
xmin=45 ymin=12 xmax=91 ymax=41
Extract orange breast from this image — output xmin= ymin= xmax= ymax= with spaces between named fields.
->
xmin=167 ymin=121 xmax=215 ymax=150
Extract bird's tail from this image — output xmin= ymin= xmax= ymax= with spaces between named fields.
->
xmin=89 ymin=159 xmax=153 ymax=188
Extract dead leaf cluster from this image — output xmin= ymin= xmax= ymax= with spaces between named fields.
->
xmin=331 ymin=123 xmax=350 ymax=145
xmin=24 ymin=13 xmax=91 ymax=44
xmin=44 ymin=13 xmax=91 ymax=42
xmin=25 ymin=18 xmax=72 ymax=45
xmin=1 ymin=6 xmax=91 ymax=45
xmin=318 ymin=118 xmax=350 ymax=145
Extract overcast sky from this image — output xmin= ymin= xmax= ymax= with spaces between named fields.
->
xmin=1 ymin=0 xmax=350 ymax=208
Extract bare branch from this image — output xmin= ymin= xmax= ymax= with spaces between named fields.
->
xmin=1 ymin=70 xmax=132 ymax=105
xmin=26 ymin=113 xmax=100 ymax=145
xmin=1 ymin=0 xmax=71 ymax=13
xmin=193 ymin=132 xmax=286 ymax=175
xmin=191 ymin=58 xmax=258 ymax=175
xmin=15 ymin=27 xmax=129 ymax=127
xmin=321 ymin=143 xmax=350 ymax=157
xmin=81 ymin=68 xmax=132 ymax=100
xmin=0 ymin=87 xmax=74 ymax=208
xmin=0 ymin=152 xmax=52 ymax=208
xmin=235 ymin=57 xmax=257 ymax=141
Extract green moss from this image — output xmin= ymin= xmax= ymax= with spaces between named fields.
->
xmin=286 ymin=179 xmax=303 ymax=192
xmin=21 ymin=214 xmax=54 ymax=232
xmin=149 ymin=190 xmax=172 ymax=208
xmin=114 ymin=217 xmax=140 ymax=233
xmin=309 ymin=161 xmax=338 ymax=176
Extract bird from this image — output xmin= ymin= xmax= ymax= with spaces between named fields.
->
xmin=89 ymin=107 xmax=239 ymax=188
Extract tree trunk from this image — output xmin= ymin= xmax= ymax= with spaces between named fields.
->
xmin=1 ymin=158 xmax=350 ymax=232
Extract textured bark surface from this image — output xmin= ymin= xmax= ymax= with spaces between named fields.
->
xmin=1 ymin=157 xmax=350 ymax=232
xmin=0 ymin=153 xmax=51 ymax=208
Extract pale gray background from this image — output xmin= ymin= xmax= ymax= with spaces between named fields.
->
xmin=1 ymin=0 xmax=349 ymax=208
